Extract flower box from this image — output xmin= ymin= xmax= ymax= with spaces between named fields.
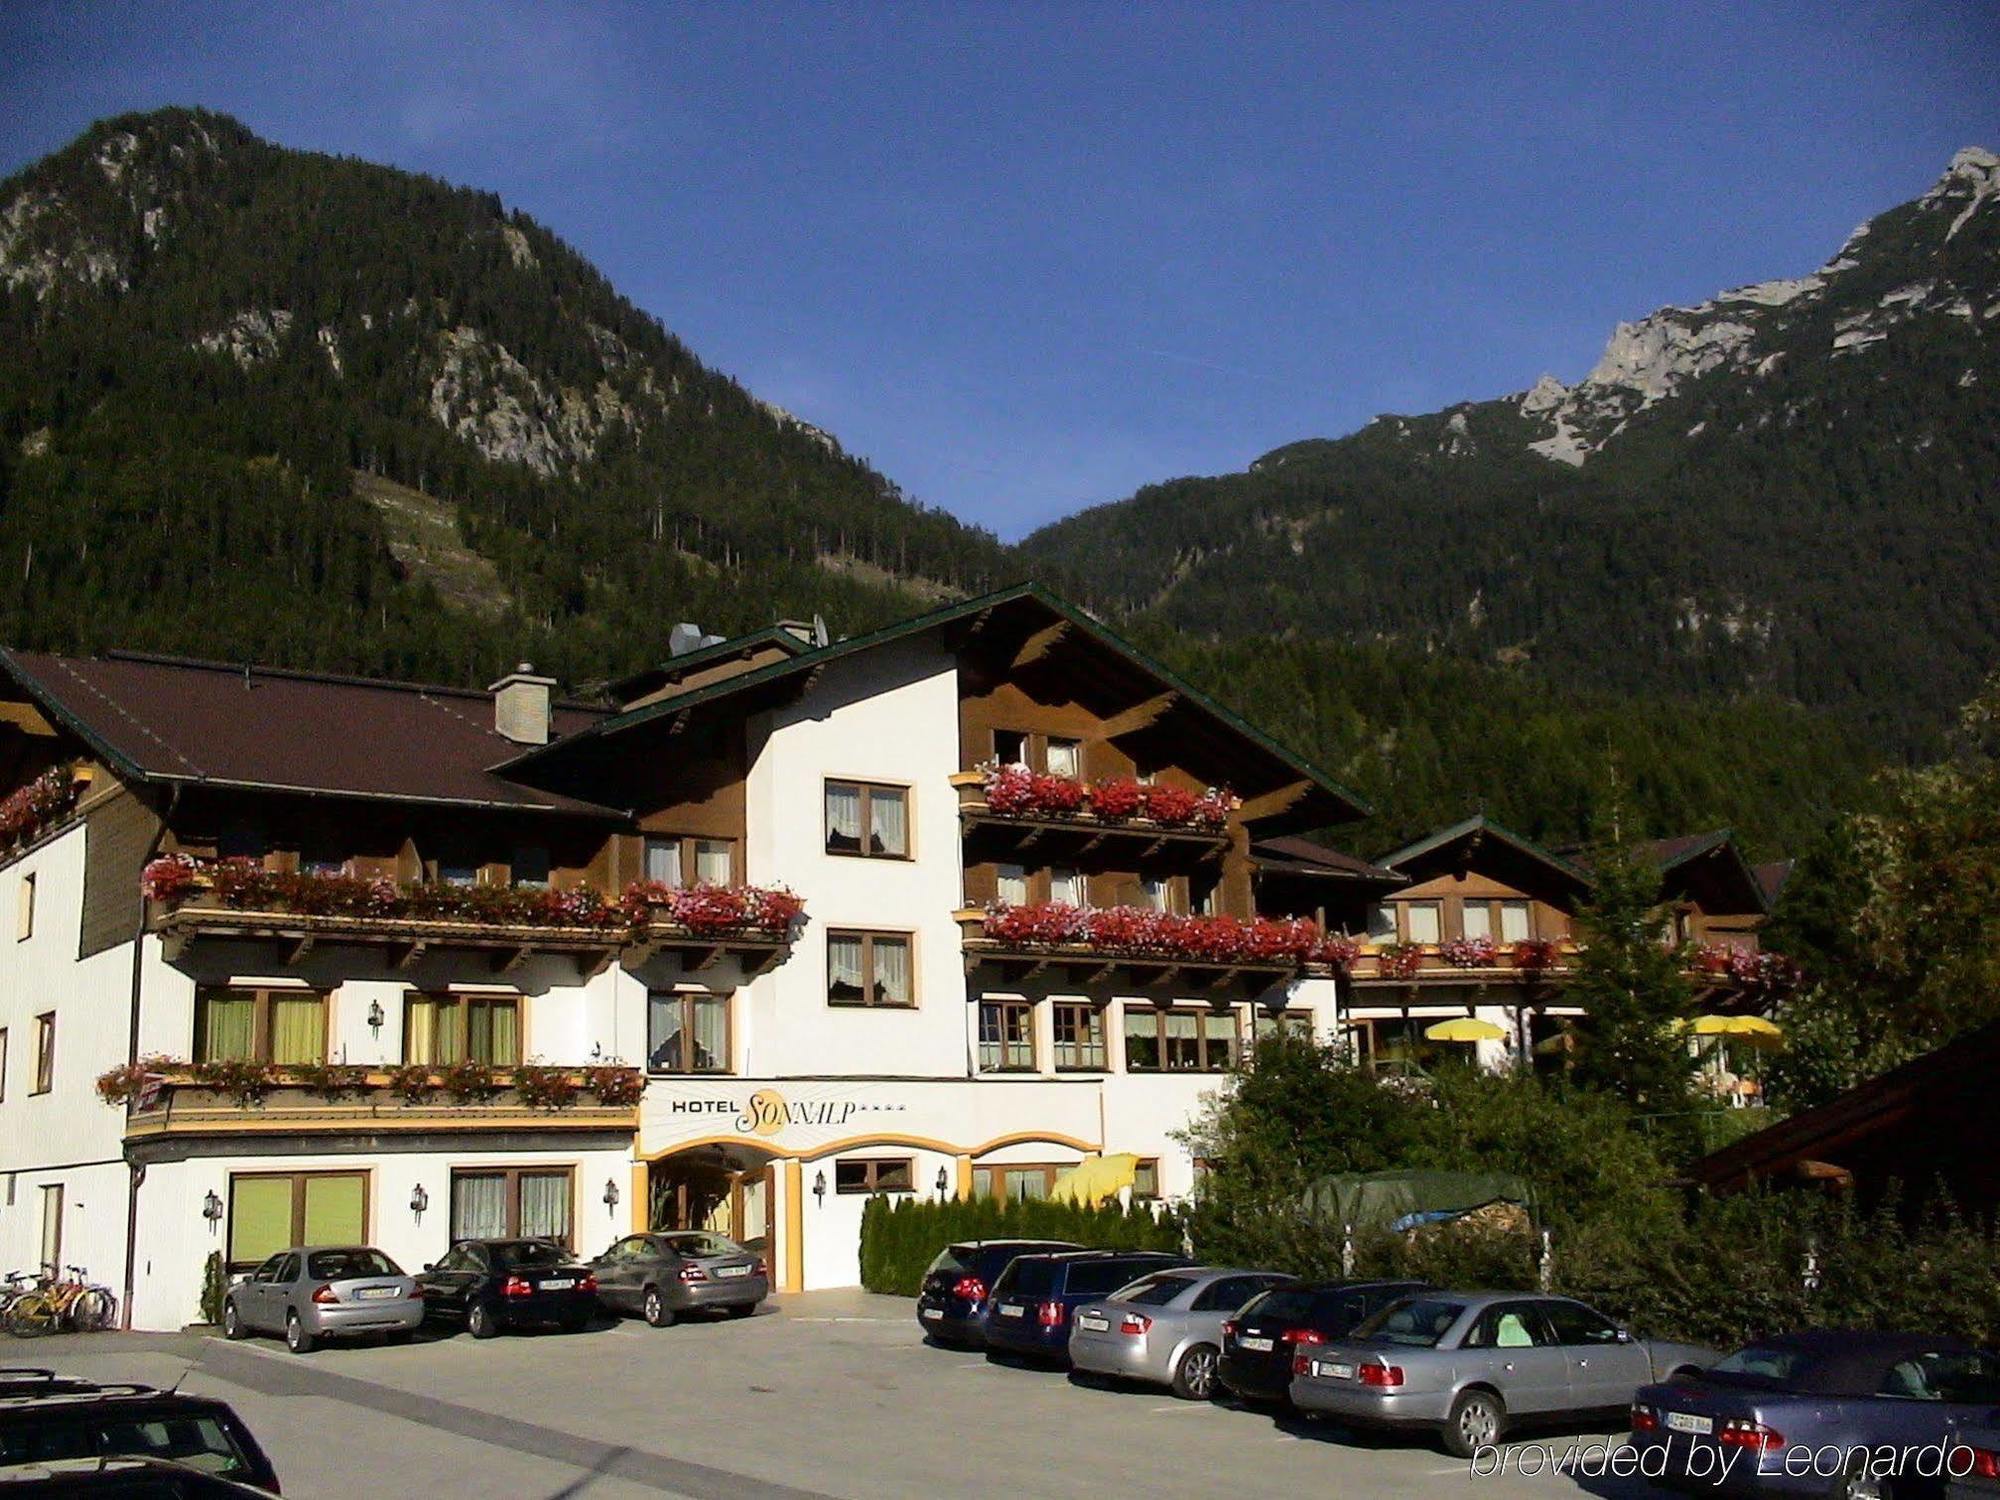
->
xmin=963 ymin=764 xmax=1237 ymax=832
xmin=975 ymin=902 xmax=1318 ymax=967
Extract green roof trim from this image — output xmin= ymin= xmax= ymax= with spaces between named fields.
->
xmin=0 ymin=647 xmax=154 ymax=788
xmin=1374 ymin=813 xmax=1594 ymax=885
xmin=607 ymin=625 xmax=810 ymax=698
xmin=501 ymin=581 xmax=1372 ymax=821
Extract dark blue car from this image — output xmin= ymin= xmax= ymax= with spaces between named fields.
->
xmin=981 ymin=1249 xmax=1190 ymax=1364
xmin=1632 ymin=1330 xmax=2000 ymax=1499
xmin=915 ymin=1238 xmax=1081 ymax=1347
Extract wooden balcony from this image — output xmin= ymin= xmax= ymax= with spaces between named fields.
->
xmin=623 ymin=915 xmax=791 ymax=976
xmin=951 ymin=770 xmax=1230 ymax=863
xmin=955 ymin=905 xmax=1301 ymax=994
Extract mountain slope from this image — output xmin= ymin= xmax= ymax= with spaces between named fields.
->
xmin=0 ymin=108 xmax=1013 ymax=685
xmin=1022 ymin=148 xmax=2000 ymax=747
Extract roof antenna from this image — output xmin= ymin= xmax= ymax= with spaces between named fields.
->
xmin=243 ymin=663 xmax=251 ymax=691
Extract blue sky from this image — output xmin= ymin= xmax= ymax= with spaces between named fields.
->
xmin=3 ymin=2 xmax=1995 ymax=539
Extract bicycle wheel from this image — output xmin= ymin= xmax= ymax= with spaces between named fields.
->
xmin=7 ymin=1293 xmax=60 ymax=1338
xmin=69 ymin=1288 xmax=116 ymax=1331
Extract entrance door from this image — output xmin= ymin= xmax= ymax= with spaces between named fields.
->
xmin=39 ymin=1184 xmax=63 ymax=1277
xmin=733 ymin=1170 xmax=770 ymax=1253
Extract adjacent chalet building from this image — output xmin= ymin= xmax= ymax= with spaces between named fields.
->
xmin=0 ymin=584 xmax=1779 ymax=1327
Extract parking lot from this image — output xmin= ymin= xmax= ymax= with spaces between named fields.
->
xmin=37 ymin=1291 xmax=1656 ymax=1499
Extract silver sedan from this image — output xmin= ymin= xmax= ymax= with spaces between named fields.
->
xmin=1069 ymin=1267 xmax=1295 ymax=1400
xmin=222 ymin=1245 xmax=424 ymax=1353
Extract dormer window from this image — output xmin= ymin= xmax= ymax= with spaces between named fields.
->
xmin=1406 ymin=901 xmax=1442 ymax=945
xmin=1367 ymin=904 xmax=1398 ymax=943
xmin=1045 ymin=738 xmax=1081 ymax=778
xmin=993 ymin=730 xmax=1028 ymax=767
xmin=1461 ymin=903 xmax=1492 ymax=941
xmin=512 ymin=846 xmax=551 ymax=889
xmin=1499 ymin=900 xmax=1532 ymax=943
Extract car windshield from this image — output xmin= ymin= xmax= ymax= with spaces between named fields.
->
xmin=488 ymin=1241 xmax=570 ymax=1270
xmin=1708 ymin=1346 xmax=1815 ymax=1384
xmin=926 ymin=1244 xmax=977 ymax=1275
xmin=91 ymin=1413 xmax=252 ymax=1477
xmin=1114 ymin=1273 xmax=1197 ymax=1307
xmin=1243 ymin=1286 xmax=1318 ymax=1323
xmin=1354 ymin=1297 xmax=1466 ymax=1347
xmin=309 ymin=1248 xmax=400 ymax=1280
xmin=660 ymin=1232 xmax=743 ymax=1259
xmin=997 ymin=1258 xmax=1062 ymax=1297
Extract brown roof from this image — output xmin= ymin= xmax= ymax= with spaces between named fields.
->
xmin=1253 ymin=835 xmax=1404 ymax=883
xmin=1 ymin=649 xmax=621 ymax=817
xmin=1754 ymin=860 xmax=1794 ymax=905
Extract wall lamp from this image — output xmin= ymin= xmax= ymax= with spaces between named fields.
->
xmin=812 ymin=1170 xmax=827 ymax=1206
xmin=935 ymin=1166 xmax=950 ymax=1199
xmin=366 ymin=998 xmax=385 ymax=1033
xmin=603 ymin=1178 xmax=621 ymax=1216
xmin=202 ymin=1190 xmax=224 ymax=1231
xmin=409 ymin=1184 xmax=429 ymax=1221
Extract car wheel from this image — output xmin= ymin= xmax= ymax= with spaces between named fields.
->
xmin=726 ymin=1303 xmax=755 ymax=1320
xmin=221 ymin=1301 xmax=244 ymax=1340
xmin=1170 ymin=1342 xmax=1221 ymax=1401
xmin=1833 ymin=1458 xmax=1889 ymax=1500
xmin=467 ymin=1302 xmax=499 ymax=1340
xmin=642 ymin=1286 xmax=675 ymax=1328
xmin=1441 ymin=1389 xmax=1505 ymax=1458
xmin=284 ymin=1311 xmax=315 ymax=1355
xmin=560 ymin=1311 xmax=590 ymax=1334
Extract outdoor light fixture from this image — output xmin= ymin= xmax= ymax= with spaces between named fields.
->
xmin=813 ymin=1170 xmax=827 ymax=1205
xmin=603 ymin=1178 xmax=620 ymax=1216
xmin=202 ymin=1189 xmax=224 ymax=1229
xmin=409 ymin=1184 xmax=429 ymax=1220
xmin=935 ymin=1166 xmax=950 ymax=1198
xmin=367 ymin=998 xmax=385 ymax=1032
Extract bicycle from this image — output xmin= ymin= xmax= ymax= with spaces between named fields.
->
xmin=5 ymin=1266 xmax=117 ymax=1337
xmin=0 ymin=1272 xmax=34 ymax=1325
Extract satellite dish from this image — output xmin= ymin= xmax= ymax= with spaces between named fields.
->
xmin=811 ymin=613 xmax=829 ymax=648
xmin=668 ymin=622 xmax=703 ymax=657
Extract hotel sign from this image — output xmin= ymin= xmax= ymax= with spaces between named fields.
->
xmin=644 ymin=1078 xmax=914 ymax=1152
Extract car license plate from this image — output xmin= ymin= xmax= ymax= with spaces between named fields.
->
xmin=998 ymin=1303 xmax=1025 ymax=1318
xmin=1665 ymin=1412 xmax=1713 ymax=1435
xmin=1238 ymin=1335 xmax=1274 ymax=1352
xmin=921 ymin=1307 xmax=944 ymax=1320
xmin=714 ymin=1265 xmax=750 ymax=1279
xmin=541 ymin=1278 xmax=575 ymax=1290
xmin=1318 ymin=1361 xmax=1354 ymax=1380
xmin=1077 ymin=1313 xmax=1108 ymax=1332
xmin=355 ymin=1287 xmax=398 ymax=1300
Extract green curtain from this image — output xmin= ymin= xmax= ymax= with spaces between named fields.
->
xmin=228 ymin=1178 xmax=293 ymax=1267
xmin=434 ymin=1000 xmax=465 ymax=1064
xmin=481 ymin=1001 xmax=519 ymax=1066
xmin=404 ymin=997 xmax=435 ymax=1065
xmin=196 ymin=994 xmax=255 ymax=1062
xmin=269 ymin=996 xmax=325 ymax=1065
xmin=302 ymin=1174 xmax=364 ymax=1244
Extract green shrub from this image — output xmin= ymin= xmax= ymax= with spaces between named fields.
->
xmin=859 ymin=1194 xmax=1183 ymax=1296
xmin=199 ymin=1251 xmax=227 ymax=1326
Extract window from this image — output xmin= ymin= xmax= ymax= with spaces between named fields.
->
xmin=1466 ymin=1301 xmax=1556 ymax=1350
xmin=694 ymin=839 xmax=732 ymax=886
xmin=1499 ymin=901 xmax=1532 ymax=943
xmin=824 ymin=780 xmax=908 ymax=858
xmin=438 ymin=861 xmax=479 ymax=887
xmin=194 ymin=988 xmax=327 ymax=1066
xmin=1193 ymin=876 xmax=1219 ymax=917
xmin=1406 ymin=901 xmax=1442 ymax=945
xmin=1367 ymin=904 xmax=1398 ymax=942
xmin=31 ymin=1012 xmax=54 ymax=1094
xmin=300 ymin=851 xmax=346 ymax=877
xmin=38 ymin=1184 xmax=62 ymax=1277
xmin=511 ymin=846 xmax=550 ymax=889
xmin=1123 ymin=1007 xmax=1238 ymax=1073
xmin=970 ymin=1164 xmax=1062 ymax=1202
xmin=217 ymin=824 xmax=265 ymax=860
xmin=996 ymin=863 xmax=1028 ymax=906
xmin=403 ymin=994 xmax=520 ymax=1066
xmin=1461 ymin=902 xmax=1492 ymax=941
xmin=0 ymin=1028 xmax=7 ymax=1103
xmin=834 ymin=1159 xmax=914 ymax=1195
xmin=226 ymin=1170 xmax=366 ymax=1270
xmin=827 ymin=931 xmax=914 ymax=1007
xmin=1046 ymin=737 xmax=1081 ymax=778
xmin=1050 ymin=866 xmax=1083 ymax=906
xmin=1254 ymin=1010 xmax=1314 ymax=1044
xmin=450 ymin=1167 xmax=572 ymax=1246
xmin=1053 ymin=1002 xmax=1106 ymax=1070
xmin=15 ymin=873 xmax=32 ymax=941
xmin=644 ymin=836 xmax=736 ymax=888
xmin=979 ymin=999 xmax=1037 ymax=1072
xmin=647 ymin=990 xmax=731 ymax=1073
xmin=993 ymin=729 xmax=1027 ymax=767
xmin=1140 ymin=874 xmax=1171 ymax=912
xmin=1131 ymin=1159 xmax=1160 ymax=1201
xmin=643 ymin=836 xmax=684 ymax=888
xmin=1541 ymin=1300 xmax=1622 ymax=1346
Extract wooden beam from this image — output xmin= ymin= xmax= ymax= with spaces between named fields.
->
xmin=624 ymin=938 xmax=661 ymax=968
xmin=686 ymin=945 xmax=723 ymax=972
xmin=1096 ymin=691 xmax=1177 ymax=740
xmin=283 ymin=933 xmax=315 ymax=966
xmin=1077 ymin=832 xmax=1107 ymax=856
xmin=1235 ymin=779 xmax=1312 ymax=823
xmin=0 ymin=702 xmax=57 ymax=737
xmin=393 ymin=939 xmax=429 ymax=971
xmin=160 ymin=929 xmax=189 ymax=963
xmin=1009 ymin=620 xmax=1071 ymax=669
xmin=578 ymin=949 xmax=616 ymax=980
xmin=1069 ymin=960 xmax=1117 ymax=989
xmin=496 ymin=944 xmax=534 ymax=974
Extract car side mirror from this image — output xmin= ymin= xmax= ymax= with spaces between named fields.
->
xmin=1615 ymin=1327 xmax=1633 ymax=1343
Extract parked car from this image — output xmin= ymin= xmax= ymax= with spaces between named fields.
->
xmin=981 ymin=1250 xmax=1191 ymax=1364
xmin=590 ymin=1230 xmax=768 ymax=1326
xmin=915 ymin=1239 xmax=1082 ymax=1347
xmin=1217 ymin=1279 xmax=1432 ymax=1406
xmin=1949 ymin=1412 xmax=2000 ymax=1500
xmin=221 ymin=1245 xmax=423 ymax=1354
xmin=1631 ymin=1331 xmax=2000 ymax=1498
xmin=0 ymin=1373 xmax=281 ymax=1493
xmin=416 ymin=1238 xmax=599 ymax=1338
xmin=0 ymin=1456 xmax=277 ymax=1495
xmin=1069 ymin=1266 xmax=1295 ymax=1399
xmin=1290 ymin=1290 xmax=1716 ymax=1457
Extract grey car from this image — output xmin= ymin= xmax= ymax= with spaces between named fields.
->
xmin=1289 ymin=1290 xmax=1717 ymax=1457
xmin=1951 ymin=1413 xmax=2000 ymax=1500
xmin=221 ymin=1245 xmax=423 ymax=1353
xmin=590 ymin=1230 xmax=769 ymax=1326
xmin=1069 ymin=1266 xmax=1296 ymax=1400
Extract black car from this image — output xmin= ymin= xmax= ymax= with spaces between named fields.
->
xmin=1217 ymin=1279 xmax=1432 ymax=1405
xmin=0 ymin=1371 xmax=280 ymax=1493
xmin=0 ymin=1456 xmax=278 ymax=1495
xmin=916 ymin=1239 xmax=1082 ymax=1347
xmin=416 ymin=1238 xmax=599 ymax=1338
xmin=981 ymin=1250 xmax=1192 ymax=1364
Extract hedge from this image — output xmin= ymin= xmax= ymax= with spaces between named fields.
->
xmin=859 ymin=1194 xmax=1184 ymax=1296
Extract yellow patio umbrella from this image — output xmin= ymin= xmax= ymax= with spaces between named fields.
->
xmin=1049 ymin=1152 xmax=1141 ymax=1206
xmin=1423 ymin=1017 xmax=1508 ymax=1044
xmin=1680 ymin=1013 xmax=1786 ymax=1051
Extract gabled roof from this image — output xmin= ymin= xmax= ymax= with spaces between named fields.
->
xmin=1617 ymin=828 xmax=1770 ymax=916
xmin=503 ymin=583 xmax=1371 ymax=828
xmin=1253 ymin=835 xmax=1405 ymax=884
xmin=606 ymin=625 xmax=810 ymax=703
xmin=1374 ymin=814 xmax=1593 ymax=889
xmin=0 ymin=649 xmax=622 ymax=817
xmin=1754 ymin=860 xmax=1795 ymax=906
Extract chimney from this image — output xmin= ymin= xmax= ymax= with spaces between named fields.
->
xmin=489 ymin=662 xmax=555 ymax=745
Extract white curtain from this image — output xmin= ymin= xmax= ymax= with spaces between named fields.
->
xmin=1046 ymin=740 xmax=1080 ymax=778
xmin=873 ymin=938 xmax=911 ymax=1005
xmin=825 ymin=784 xmax=862 ymax=852
xmin=644 ymin=838 xmax=683 ymax=887
xmin=997 ymin=864 xmax=1028 ymax=905
xmin=828 ymin=936 xmax=864 ymax=1001
xmin=691 ymin=995 xmax=728 ymax=1070
xmin=695 ymin=841 xmax=732 ymax=885
xmin=1050 ymin=868 xmax=1082 ymax=905
xmin=1462 ymin=903 xmax=1493 ymax=940
xmin=1407 ymin=902 xmax=1442 ymax=944
xmin=869 ymin=790 xmax=907 ymax=857
xmin=647 ymin=991 xmax=685 ymax=1071
xmin=452 ymin=1174 xmax=507 ymax=1241
xmin=1500 ymin=901 xmax=1532 ymax=943
xmin=519 ymin=1172 xmax=571 ymax=1243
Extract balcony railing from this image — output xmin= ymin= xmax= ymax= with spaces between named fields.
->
xmin=102 ymin=1061 xmax=645 ymax=1139
xmin=951 ymin=768 xmax=1234 ymax=859
xmin=956 ymin=902 xmax=1324 ymax=991
xmin=140 ymin=857 xmax=805 ymax=977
